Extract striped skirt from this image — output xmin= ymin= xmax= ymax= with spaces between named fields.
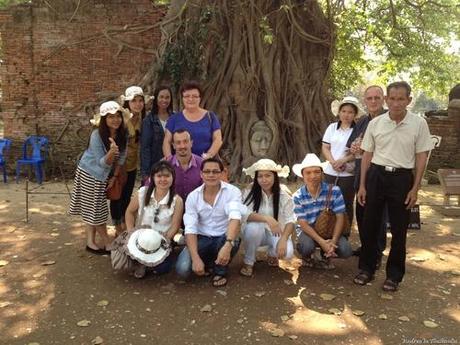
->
xmin=69 ymin=167 xmax=108 ymax=226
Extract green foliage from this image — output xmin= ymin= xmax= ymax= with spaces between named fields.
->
xmin=327 ymin=0 xmax=460 ymax=99
xmin=0 ymin=0 xmax=28 ymax=8
xmin=158 ymin=5 xmax=216 ymax=90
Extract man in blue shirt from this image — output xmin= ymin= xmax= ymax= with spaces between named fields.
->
xmin=292 ymin=154 xmax=352 ymax=269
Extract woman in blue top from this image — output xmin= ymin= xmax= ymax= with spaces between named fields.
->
xmin=162 ymin=81 xmax=222 ymax=159
xmin=69 ymin=101 xmax=127 ymax=255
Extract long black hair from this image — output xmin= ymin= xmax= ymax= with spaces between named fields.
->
xmin=243 ymin=171 xmax=281 ymax=220
xmin=123 ymin=97 xmax=147 ymax=121
xmin=150 ymin=85 xmax=173 ymax=116
xmin=144 ymin=160 xmax=176 ymax=208
xmin=98 ymin=111 xmax=127 ymax=153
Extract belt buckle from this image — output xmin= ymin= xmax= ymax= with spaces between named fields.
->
xmin=384 ymin=166 xmax=396 ymax=172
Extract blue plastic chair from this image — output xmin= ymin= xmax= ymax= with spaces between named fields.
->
xmin=16 ymin=136 xmax=49 ymax=184
xmin=0 ymin=138 xmax=12 ymax=183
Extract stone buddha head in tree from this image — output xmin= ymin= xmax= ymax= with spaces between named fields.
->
xmin=249 ymin=120 xmax=273 ymax=158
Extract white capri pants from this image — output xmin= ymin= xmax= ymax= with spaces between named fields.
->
xmin=242 ymin=222 xmax=294 ymax=265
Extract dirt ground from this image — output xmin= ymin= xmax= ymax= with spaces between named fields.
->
xmin=0 ymin=180 xmax=459 ymax=345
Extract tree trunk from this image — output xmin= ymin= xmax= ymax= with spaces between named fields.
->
xmin=150 ymin=0 xmax=334 ymax=179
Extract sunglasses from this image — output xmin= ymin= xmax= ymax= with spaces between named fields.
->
xmin=153 ymin=207 xmax=160 ymax=223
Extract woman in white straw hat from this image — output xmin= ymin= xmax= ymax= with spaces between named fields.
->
xmin=240 ymin=159 xmax=295 ymax=277
xmin=322 ymin=96 xmax=364 ymax=236
xmin=121 ymin=160 xmax=184 ymax=278
xmin=110 ymin=86 xmax=153 ymax=235
xmin=69 ymin=101 xmax=127 ymax=255
xmin=292 ymin=153 xmax=352 ymax=269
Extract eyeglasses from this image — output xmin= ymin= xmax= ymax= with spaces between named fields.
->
xmin=153 ymin=207 xmax=160 ymax=223
xmin=202 ymin=169 xmax=222 ymax=175
xmin=365 ymin=96 xmax=382 ymax=101
xmin=183 ymin=95 xmax=200 ymax=99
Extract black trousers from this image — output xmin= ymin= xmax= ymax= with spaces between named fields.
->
xmin=358 ymin=164 xmax=413 ymax=282
xmin=355 ymin=200 xmax=387 ymax=255
xmin=110 ymin=169 xmax=137 ymax=224
xmin=324 ymin=174 xmax=355 ymax=233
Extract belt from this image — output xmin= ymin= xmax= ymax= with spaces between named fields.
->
xmin=371 ymin=163 xmax=412 ymax=173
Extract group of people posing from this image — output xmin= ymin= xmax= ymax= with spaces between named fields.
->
xmin=69 ymin=80 xmax=433 ymax=292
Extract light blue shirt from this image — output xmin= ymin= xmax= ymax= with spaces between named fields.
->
xmin=78 ymin=130 xmax=127 ymax=182
xmin=184 ymin=181 xmax=244 ymax=236
xmin=293 ymin=182 xmax=345 ymax=236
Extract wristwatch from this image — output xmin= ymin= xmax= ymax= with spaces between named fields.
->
xmin=225 ymin=238 xmax=237 ymax=247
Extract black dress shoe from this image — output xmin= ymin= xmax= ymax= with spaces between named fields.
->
xmin=85 ymin=246 xmax=110 ymax=255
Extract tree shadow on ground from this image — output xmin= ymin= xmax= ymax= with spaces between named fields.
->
xmin=0 ymin=182 xmax=458 ymax=345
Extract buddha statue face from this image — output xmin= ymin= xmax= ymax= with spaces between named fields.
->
xmin=249 ymin=120 xmax=273 ymax=157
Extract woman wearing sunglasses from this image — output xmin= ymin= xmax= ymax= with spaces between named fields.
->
xmin=121 ymin=160 xmax=184 ymax=278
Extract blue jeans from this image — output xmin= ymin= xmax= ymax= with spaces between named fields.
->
xmin=176 ymin=234 xmax=240 ymax=279
xmin=296 ymin=232 xmax=353 ymax=258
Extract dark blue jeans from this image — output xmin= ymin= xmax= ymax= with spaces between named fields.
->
xmin=176 ymin=234 xmax=240 ymax=279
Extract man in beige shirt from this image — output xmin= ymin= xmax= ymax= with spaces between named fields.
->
xmin=354 ymin=81 xmax=432 ymax=292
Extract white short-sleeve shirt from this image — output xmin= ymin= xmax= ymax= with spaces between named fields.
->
xmin=361 ymin=112 xmax=433 ymax=169
xmin=322 ymin=122 xmax=354 ymax=176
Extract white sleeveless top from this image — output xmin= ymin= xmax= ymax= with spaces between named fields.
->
xmin=137 ymin=186 xmax=177 ymax=234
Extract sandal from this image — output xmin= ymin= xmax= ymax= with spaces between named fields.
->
xmin=302 ymin=257 xmax=315 ymax=268
xmin=267 ymin=256 xmax=279 ymax=267
xmin=240 ymin=264 xmax=254 ymax=277
xmin=353 ymin=271 xmax=374 ymax=285
xmin=314 ymin=258 xmax=335 ymax=270
xmin=211 ymin=275 xmax=228 ymax=287
xmin=134 ymin=265 xmax=146 ymax=279
xmin=382 ymin=279 xmax=399 ymax=292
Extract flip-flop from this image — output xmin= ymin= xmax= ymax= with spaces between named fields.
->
xmin=382 ymin=279 xmax=398 ymax=292
xmin=85 ymin=246 xmax=110 ymax=255
xmin=240 ymin=264 xmax=254 ymax=277
xmin=211 ymin=275 xmax=227 ymax=287
xmin=353 ymin=271 xmax=374 ymax=285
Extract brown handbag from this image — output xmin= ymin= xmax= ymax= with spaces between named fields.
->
xmin=106 ymin=167 xmax=127 ymax=201
xmin=314 ymin=184 xmax=350 ymax=239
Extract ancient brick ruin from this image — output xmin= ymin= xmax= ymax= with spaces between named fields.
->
xmin=0 ymin=0 xmax=165 ymax=177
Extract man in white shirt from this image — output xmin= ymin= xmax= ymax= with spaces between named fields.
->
xmin=176 ymin=157 xmax=243 ymax=287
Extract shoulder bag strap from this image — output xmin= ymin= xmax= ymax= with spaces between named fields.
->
xmin=325 ymin=184 xmax=334 ymax=210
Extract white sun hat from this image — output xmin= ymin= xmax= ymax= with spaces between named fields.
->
xmin=120 ymin=86 xmax=154 ymax=103
xmin=90 ymin=101 xmax=132 ymax=126
xmin=331 ymin=96 xmax=365 ymax=117
xmin=126 ymin=228 xmax=171 ymax=267
xmin=243 ymin=159 xmax=290 ymax=178
xmin=292 ymin=153 xmax=327 ymax=177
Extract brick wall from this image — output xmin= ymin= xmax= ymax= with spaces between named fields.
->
xmin=426 ymin=100 xmax=460 ymax=172
xmin=0 ymin=0 xmax=165 ymax=178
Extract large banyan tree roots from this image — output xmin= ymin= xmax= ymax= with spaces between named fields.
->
xmin=147 ymin=0 xmax=334 ymax=179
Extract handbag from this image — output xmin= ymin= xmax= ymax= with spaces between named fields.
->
xmin=109 ymin=202 xmax=149 ymax=271
xmin=106 ymin=166 xmax=127 ymax=200
xmin=314 ymin=184 xmax=350 ymax=239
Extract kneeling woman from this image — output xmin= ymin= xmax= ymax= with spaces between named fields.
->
xmin=123 ymin=160 xmax=184 ymax=278
xmin=240 ymin=159 xmax=295 ymax=276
